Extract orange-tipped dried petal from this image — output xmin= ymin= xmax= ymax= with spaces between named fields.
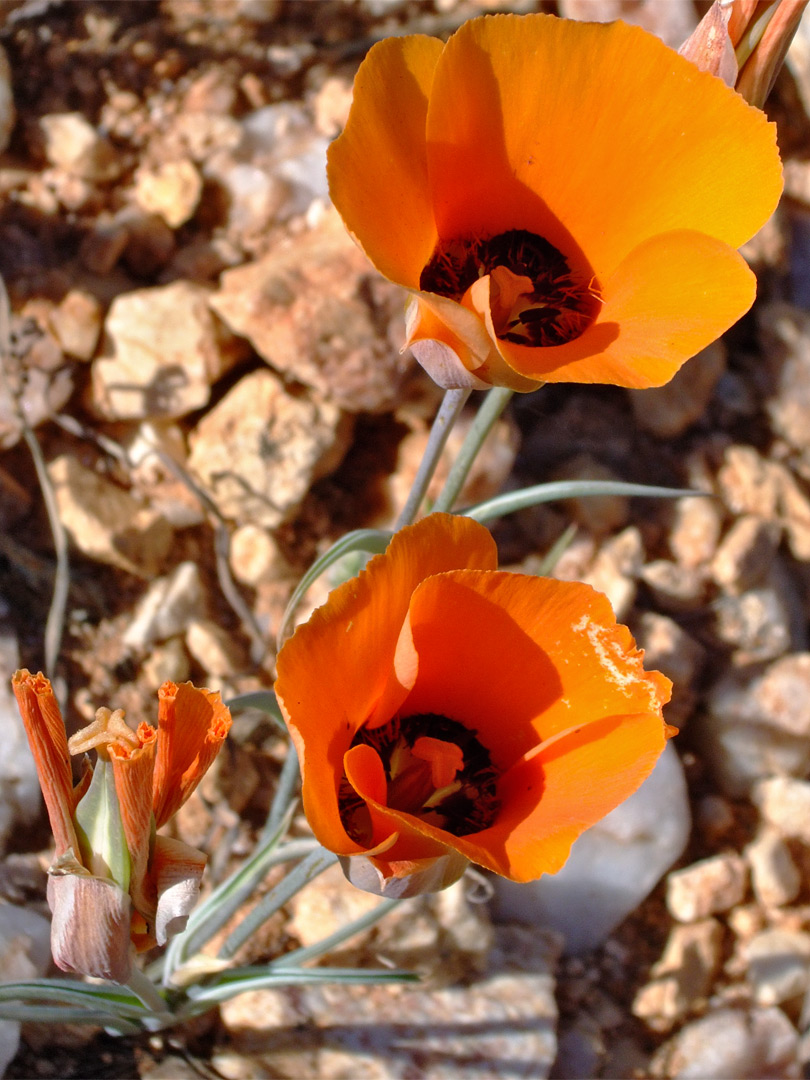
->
xmin=109 ymin=721 xmax=158 ymax=922
xmin=276 ymin=514 xmax=498 ymax=856
xmin=47 ymin=865 xmax=133 ymax=983
xmin=12 ymin=670 xmax=79 ymax=859
xmin=152 ymin=682 xmax=232 ymax=828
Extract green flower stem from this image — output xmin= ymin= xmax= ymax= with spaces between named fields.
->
xmin=395 ymin=387 xmax=471 ymax=529
xmin=432 ymin=386 xmax=514 ymax=514
xmin=261 ymin=741 xmax=300 ymax=843
xmin=125 ymin=967 xmax=174 ymax=1030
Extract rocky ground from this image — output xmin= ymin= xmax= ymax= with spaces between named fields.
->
xmin=1 ymin=0 xmax=810 ymax=1077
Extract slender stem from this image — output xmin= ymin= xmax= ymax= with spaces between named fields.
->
xmin=432 ymin=387 xmax=514 ymax=514
xmin=261 ymin=741 xmax=300 ymax=843
xmin=125 ymin=967 xmax=174 ymax=1030
xmin=395 ymin=387 xmax=471 ymax=529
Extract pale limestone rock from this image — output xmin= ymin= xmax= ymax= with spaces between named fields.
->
xmin=141 ymin=639 xmax=190 ymax=691
xmin=122 ymin=562 xmax=205 ymax=651
xmin=48 ymin=454 xmax=173 ymax=578
xmin=187 ymin=368 xmax=352 ymax=528
xmin=745 ymin=828 xmax=801 ymax=908
xmin=210 ymin=209 xmax=410 ymax=412
xmin=717 ymin=444 xmax=781 ymax=518
xmin=666 ymin=854 xmax=748 ymax=922
xmin=745 ymin=929 xmax=810 ymax=1006
xmin=628 ymin=342 xmax=725 ymax=438
xmin=632 ymin=919 xmax=722 ymax=1031
xmin=185 ymin=619 xmax=244 ymax=679
xmin=126 ymin=421 xmax=205 ymax=528
xmin=39 ymin=112 xmax=121 ymax=181
xmin=583 ymin=526 xmax=643 ymax=621
xmin=710 ymin=515 xmax=781 ymax=594
xmin=639 ymin=560 xmax=706 ymax=612
xmin=650 ymin=1007 xmax=799 ymax=1080
xmin=669 ymin=495 xmax=723 ymax=569
xmin=753 ymin=776 xmax=810 ymax=843
xmin=132 ymin=158 xmax=203 ymax=228
xmin=48 ymin=289 xmax=102 ymax=361
xmin=229 ymin=524 xmax=292 ymax=587
xmin=713 ymin=585 xmax=792 ymax=663
xmin=91 ymin=280 xmax=244 ymax=421
xmin=633 ymin=611 xmax=704 ymax=728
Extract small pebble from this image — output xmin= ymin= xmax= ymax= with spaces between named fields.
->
xmin=666 ymin=853 xmax=748 ymax=922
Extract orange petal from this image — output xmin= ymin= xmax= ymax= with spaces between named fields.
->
xmin=425 ymin=14 xmax=781 ymax=280
xmin=327 ymin=34 xmax=443 ymax=287
xmin=343 ymin=741 xmax=459 ymax=865
xmin=275 ymin=513 xmax=497 ymax=855
xmin=401 ymin=571 xmax=669 ymax=763
xmin=453 ymin=711 xmax=667 ymax=880
xmin=109 ymin=722 xmax=158 ymax=922
xmin=405 ymin=291 xmax=538 ymax=391
xmin=12 ymin=670 xmax=79 ymax=859
xmin=152 ymin=683 xmax=232 ymax=828
xmin=492 ymin=230 xmax=757 ymax=387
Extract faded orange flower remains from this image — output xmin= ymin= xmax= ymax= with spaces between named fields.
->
xmin=275 ymin=515 xmax=673 ymax=897
xmin=327 ymin=13 xmax=783 ymax=392
xmin=12 ymin=673 xmax=231 ymax=981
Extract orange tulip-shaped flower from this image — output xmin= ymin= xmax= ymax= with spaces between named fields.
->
xmin=275 ymin=515 xmax=673 ymax=898
xmin=327 ymin=13 xmax=783 ymax=392
xmin=12 ymin=673 xmax=231 ymax=982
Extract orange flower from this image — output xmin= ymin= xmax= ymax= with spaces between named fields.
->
xmin=327 ymin=13 xmax=782 ymax=392
xmin=275 ymin=515 xmax=673 ymax=897
xmin=12 ymin=673 xmax=231 ymax=981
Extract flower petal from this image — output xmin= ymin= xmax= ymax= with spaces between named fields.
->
xmin=47 ymin=868 xmax=132 ymax=982
xmin=425 ymin=14 xmax=781 ymax=279
xmin=401 ymin=571 xmax=670 ymax=760
xmin=339 ymin=849 xmax=469 ymax=898
xmin=455 ymin=711 xmax=667 ymax=881
xmin=152 ymin=683 xmax=232 ymax=828
xmin=492 ymin=230 xmax=757 ymax=387
xmin=327 ymin=34 xmax=443 ymax=287
xmin=151 ymin=835 xmax=207 ymax=948
xmin=276 ymin=514 xmax=497 ymax=854
xmin=12 ymin=670 xmax=79 ymax=859
xmin=109 ymin=722 xmax=158 ymax=922
xmin=405 ymin=290 xmax=538 ymax=391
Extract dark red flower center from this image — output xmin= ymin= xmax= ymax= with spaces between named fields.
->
xmin=419 ymin=229 xmax=601 ymax=347
xmin=339 ymin=713 xmax=500 ymax=843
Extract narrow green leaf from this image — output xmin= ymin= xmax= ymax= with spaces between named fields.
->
xmin=178 ymin=966 xmax=418 ymax=1015
xmin=277 ymin=529 xmax=391 ymax=649
xmin=224 ymin=690 xmax=284 ymax=726
xmin=218 ymin=848 xmax=337 ymax=960
xmin=269 ymin=899 xmax=400 ymax=970
xmin=160 ymin=805 xmax=304 ymax=983
xmin=463 ymin=480 xmax=705 ymax=523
